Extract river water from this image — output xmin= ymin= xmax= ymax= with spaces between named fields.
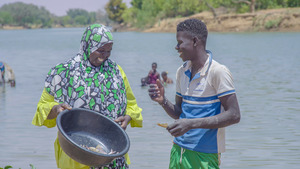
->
xmin=0 ymin=28 xmax=299 ymax=169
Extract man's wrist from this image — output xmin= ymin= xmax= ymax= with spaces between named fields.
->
xmin=160 ymin=97 xmax=168 ymax=107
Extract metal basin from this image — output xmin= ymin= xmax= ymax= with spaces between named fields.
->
xmin=56 ymin=108 xmax=130 ymax=167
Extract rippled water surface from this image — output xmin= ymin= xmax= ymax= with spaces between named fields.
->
xmin=0 ymin=28 xmax=300 ymax=169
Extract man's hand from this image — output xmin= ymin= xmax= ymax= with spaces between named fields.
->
xmin=148 ymin=79 xmax=165 ymax=104
xmin=115 ymin=115 xmax=131 ymax=130
xmin=167 ymin=119 xmax=191 ymax=137
xmin=47 ymin=103 xmax=72 ymax=119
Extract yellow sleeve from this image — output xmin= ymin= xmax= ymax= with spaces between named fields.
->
xmin=118 ymin=65 xmax=143 ymax=128
xmin=32 ymin=88 xmax=59 ymax=128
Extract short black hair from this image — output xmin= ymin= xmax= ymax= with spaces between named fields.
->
xmin=152 ymin=62 xmax=157 ymax=67
xmin=177 ymin=18 xmax=208 ymax=44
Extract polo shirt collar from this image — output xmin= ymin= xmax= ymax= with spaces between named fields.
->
xmin=201 ymin=50 xmax=212 ymax=76
xmin=184 ymin=50 xmax=213 ymax=80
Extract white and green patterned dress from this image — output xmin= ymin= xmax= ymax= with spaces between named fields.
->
xmin=45 ymin=24 xmax=128 ymax=169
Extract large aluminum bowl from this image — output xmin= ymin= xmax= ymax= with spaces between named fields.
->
xmin=56 ymin=108 xmax=130 ymax=167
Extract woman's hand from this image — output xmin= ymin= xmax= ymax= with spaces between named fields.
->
xmin=115 ymin=115 xmax=131 ymax=130
xmin=47 ymin=103 xmax=72 ymax=119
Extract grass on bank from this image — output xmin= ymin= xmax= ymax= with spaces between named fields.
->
xmin=0 ymin=164 xmax=36 ymax=169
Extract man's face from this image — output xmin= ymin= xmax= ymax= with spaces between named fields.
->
xmin=175 ymin=31 xmax=194 ymax=62
xmin=89 ymin=43 xmax=113 ymax=67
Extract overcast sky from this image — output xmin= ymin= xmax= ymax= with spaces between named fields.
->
xmin=0 ymin=0 xmax=132 ymax=16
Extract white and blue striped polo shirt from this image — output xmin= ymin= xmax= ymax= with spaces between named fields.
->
xmin=174 ymin=50 xmax=235 ymax=153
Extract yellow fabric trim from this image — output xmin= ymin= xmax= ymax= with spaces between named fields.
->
xmin=54 ymin=137 xmax=90 ymax=169
xmin=31 ymin=88 xmax=58 ymax=128
xmin=54 ymin=136 xmax=131 ymax=168
xmin=118 ymin=65 xmax=143 ymax=128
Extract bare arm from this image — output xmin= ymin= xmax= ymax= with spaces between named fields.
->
xmin=161 ymin=95 xmax=182 ymax=119
xmin=47 ymin=103 xmax=72 ymax=119
xmin=167 ymin=93 xmax=241 ymax=137
xmin=115 ymin=115 xmax=132 ymax=130
xmin=197 ymin=93 xmax=241 ymax=128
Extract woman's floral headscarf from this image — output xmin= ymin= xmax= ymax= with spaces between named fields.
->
xmin=45 ymin=24 xmax=127 ymax=120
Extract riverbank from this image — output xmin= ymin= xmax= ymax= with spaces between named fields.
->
xmin=1 ymin=8 xmax=299 ymax=33
xmin=143 ymin=7 xmax=300 ymax=33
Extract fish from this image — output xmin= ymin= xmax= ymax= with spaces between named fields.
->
xmin=157 ymin=123 xmax=168 ymax=128
xmin=80 ymin=144 xmax=118 ymax=154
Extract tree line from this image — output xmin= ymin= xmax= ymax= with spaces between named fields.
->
xmin=0 ymin=0 xmax=299 ymax=29
xmin=0 ymin=2 xmax=110 ymax=28
xmin=106 ymin=0 xmax=300 ymax=28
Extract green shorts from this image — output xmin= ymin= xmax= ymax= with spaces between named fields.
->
xmin=169 ymin=144 xmax=220 ymax=169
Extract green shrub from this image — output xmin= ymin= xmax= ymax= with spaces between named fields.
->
xmin=264 ymin=18 xmax=281 ymax=29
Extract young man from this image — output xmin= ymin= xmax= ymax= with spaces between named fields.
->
xmin=148 ymin=19 xmax=241 ymax=169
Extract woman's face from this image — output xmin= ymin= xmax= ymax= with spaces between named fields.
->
xmin=89 ymin=43 xmax=113 ymax=67
xmin=152 ymin=64 xmax=157 ymax=71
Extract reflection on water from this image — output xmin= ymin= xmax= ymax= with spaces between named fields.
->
xmin=0 ymin=29 xmax=300 ymax=169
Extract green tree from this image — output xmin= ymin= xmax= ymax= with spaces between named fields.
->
xmin=89 ymin=12 xmax=96 ymax=24
xmin=287 ymin=0 xmax=300 ymax=7
xmin=122 ymin=6 xmax=138 ymax=26
xmin=122 ymin=0 xmax=143 ymax=26
xmin=67 ymin=9 xmax=89 ymax=19
xmin=37 ymin=6 xmax=53 ymax=27
xmin=0 ymin=11 xmax=13 ymax=25
xmin=105 ymin=0 xmax=127 ymax=23
xmin=0 ymin=2 xmax=52 ymax=27
xmin=135 ymin=0 xmax=164 ymax=27
xmin=57 ymin=15 xmax=72 ymax=26
xmin=256 ymin=0 xmax=279 ymax=9
xmin=131 ymin=0 xmax=143 ymax=9
xmin=66 ymin=8 xmax=96 ymax=25
xmin=74 ymin=15 xmax=88 ymax=25
xmin=232 ymin=0 xmax=256 ymax=13
xmin=163 ymin=0 xmax=201 ymax=17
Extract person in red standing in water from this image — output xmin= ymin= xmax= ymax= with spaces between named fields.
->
xmin=147 ymin=62 xmax=161 ymax=84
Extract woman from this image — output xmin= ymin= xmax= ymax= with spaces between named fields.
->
xmin=147 ymin=62 xmax=160 ymax=84
xmin=32 ymin=24 xmax=143 ymax=169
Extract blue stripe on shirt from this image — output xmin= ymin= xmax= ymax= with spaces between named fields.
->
xmin=176 ymin=92 xmax=182 ymax=97
xmin=218 ymin=90 xmax=235 ymax=97
xmin=182 ymin=95 xmax=219 ymax=102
